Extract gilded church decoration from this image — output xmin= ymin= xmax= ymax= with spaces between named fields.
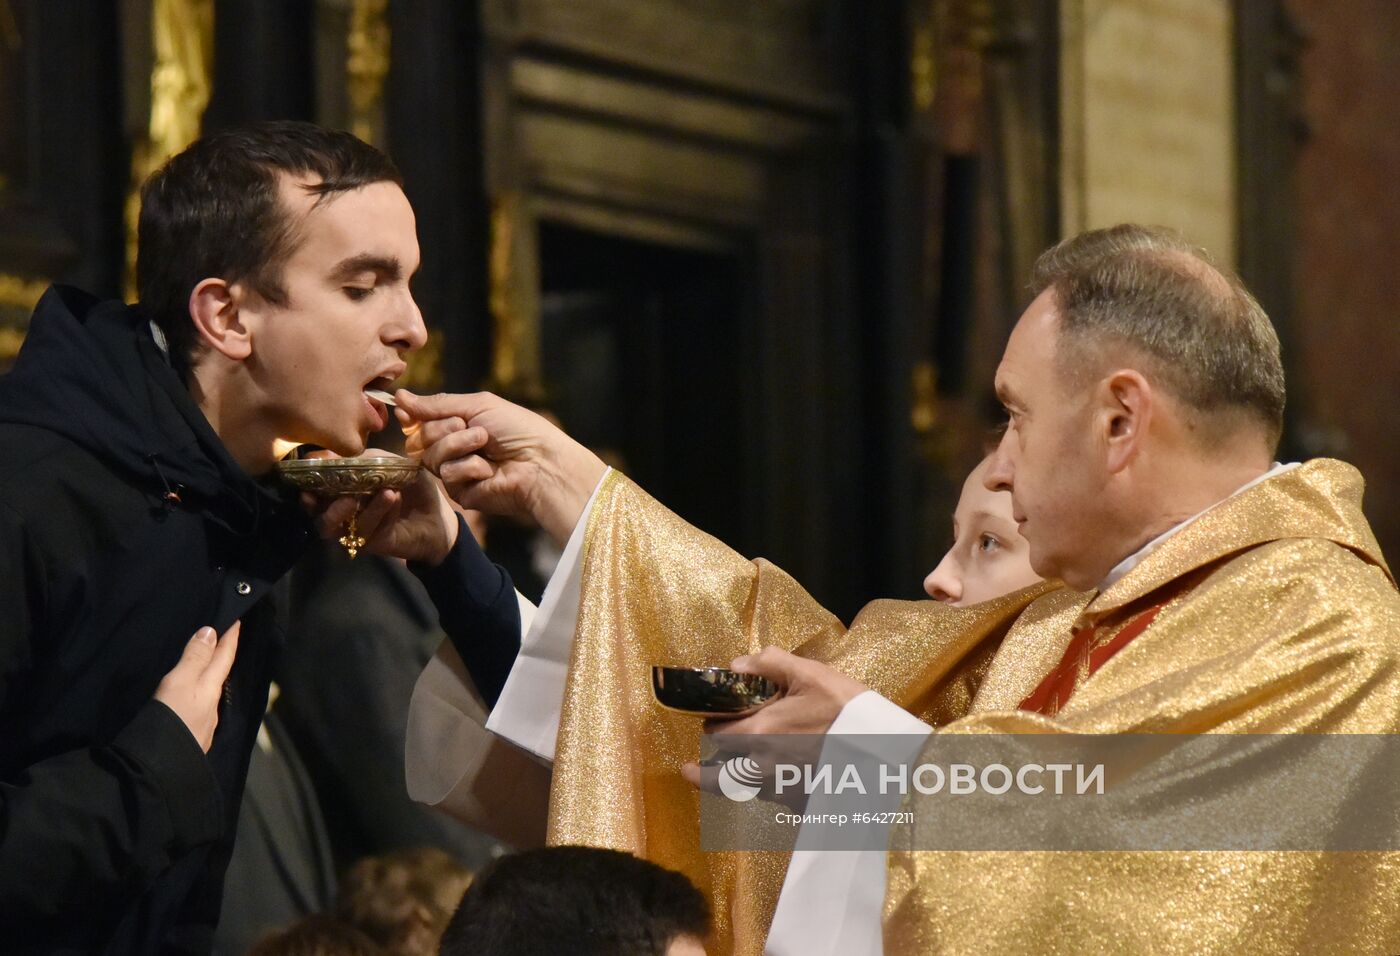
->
xmin=487 ymin=192 xmax=544 ymax=400
xmin=0 ymin=0 xmax=20 ymax=198
xmin=0 ymin=273 xmax=49 ymax=310
xmin=347 ymin=0 xmax=390 ymax=147
xmin=123 ymin=0 xmax=214 ymax=298
xmin=0 ymin=273 xmax=46 ymax=363
xmin=911 ymin=18 xmax=937 ymax=114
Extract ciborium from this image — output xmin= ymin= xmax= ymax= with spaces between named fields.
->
xmin=276 ymin=456 xmax=422 ymax=558
xmin=651 ymin=665 xmax=781 ymax=717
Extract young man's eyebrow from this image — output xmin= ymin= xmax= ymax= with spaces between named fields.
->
xmin=329 ymin=254 xmax=402 ymax=282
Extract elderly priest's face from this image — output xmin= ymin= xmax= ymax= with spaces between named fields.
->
xmin=983 ymin=288 xmax=1119 ymax=589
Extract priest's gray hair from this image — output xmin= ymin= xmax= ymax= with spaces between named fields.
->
xmin=1031 ymin=224 xmax=1286 ymax=450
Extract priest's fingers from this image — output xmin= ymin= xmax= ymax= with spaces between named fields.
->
xmin=442 ymin=451 xmax=496 ymax=484
xmin=731 ymin=646 xmax=804 ymax=687
xmin=396 ymin=390 xmax=499 ymax=427
xmin=404 ymin=415 xmax=467 ymax=457
xmin=680 ymin=759 xmax=726 ymax=796
xmin=418 ymin=425 xmax=489 ymax=472
xmin=714 ymin=696 xmax=833 ymax=741
xmin=732 ymin=647 xmax=869 ymax=723
xmin=707 ymin=705 xmax=785 ymax=738
xmin=420 ymin=428 xmax=493 ymax=489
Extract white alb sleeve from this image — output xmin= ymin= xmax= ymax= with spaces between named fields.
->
xmin=482 ymin=470 xmax=610 ymax=762
xmin=764 ymin=692 xmax=932 ymax=956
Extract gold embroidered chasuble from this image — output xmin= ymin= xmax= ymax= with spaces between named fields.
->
xmin=543 ymin=459 xmax=1400 ymax=955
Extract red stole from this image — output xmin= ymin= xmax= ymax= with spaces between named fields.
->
xmin=1019 ymin=603 xmax=1166 ymax=716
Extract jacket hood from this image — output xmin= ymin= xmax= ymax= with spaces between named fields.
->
xmin=0 ymin=285 xmax=285 ymax=532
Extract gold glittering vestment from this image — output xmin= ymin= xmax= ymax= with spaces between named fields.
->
xmin=545 ymin=460 xmax=1400 ymax=955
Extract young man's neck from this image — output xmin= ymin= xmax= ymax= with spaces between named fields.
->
xmin=188 ymin=366 xmax=285 ymax=477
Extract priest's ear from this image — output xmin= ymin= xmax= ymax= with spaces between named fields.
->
xmin=188 ymin=278 xmax=253 ymax=362
xmin=1099 ymin=369 xmax=1152 ymax=474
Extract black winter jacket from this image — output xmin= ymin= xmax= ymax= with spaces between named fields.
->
xmin=0 ymin=287 xmax=521 ymax=953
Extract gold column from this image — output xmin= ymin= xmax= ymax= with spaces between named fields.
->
xmin=487 ymin=191 xmax=545 ymax=400
xmin=123 ymin=0 xmax=214 ymax=299
xmin=0 ymin=1 xmax=38 ymax=363
xmin=0 ymin=274 xmax=49 ymax=365
xmin=347 ymin=0 xmax=390 ymax=146
xmin=344 ymin=0 xmax=444 ymax=391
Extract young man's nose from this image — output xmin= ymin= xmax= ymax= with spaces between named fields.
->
xmin=388 ymin=295 xmax=429 ymax=352
xmin=924 ymin=554 xmax=962 ymax=604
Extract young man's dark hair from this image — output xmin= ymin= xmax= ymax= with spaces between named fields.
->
xmin=137 ymin=120 xmax=402 ymax=369
xmin=439 ymin=846 xmax=710 ymax=956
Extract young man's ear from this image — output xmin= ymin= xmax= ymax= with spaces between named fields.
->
xmin=188 ymin=279 xmax=253 ymax=361
xmin=1100 ymin=369 xmax=1152 ymax=474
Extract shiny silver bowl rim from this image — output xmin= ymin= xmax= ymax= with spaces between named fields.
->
xmin=651 ymin=664 xmax=781 ymax=717
xmin=276 ymin=456 xmax=421 ymax=472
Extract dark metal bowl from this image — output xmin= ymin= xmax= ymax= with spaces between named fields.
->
xmin=651 ymin=665 xmax=780 ymax=717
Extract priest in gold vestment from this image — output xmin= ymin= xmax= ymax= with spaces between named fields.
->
xmin=400 ymin=225 xmax=1400 ymax=956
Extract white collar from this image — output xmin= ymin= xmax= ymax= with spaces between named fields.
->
xmin=1096 ymin=461 xmax=1300 ymax=591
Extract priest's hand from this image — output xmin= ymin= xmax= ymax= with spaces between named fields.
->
xmin=303 ymin=448 xmax=461 ymax=566
xmin=680 ymin=647 xmax=869 ymax=790
xmin=395 ymin=390 xmax=607 ymax=546
xmin=718 ymin=647 xmax=869 ymax=736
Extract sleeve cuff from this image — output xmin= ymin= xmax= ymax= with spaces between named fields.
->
xmin=111 ymin=699 xmax=224 ymax=852
xmin=818 ymin=691 xmax=935 ymax=772
xmin=410 ymin=513 xmax=511 ymax=610
xmin=830 ymin=690 xmax=936 ymax=738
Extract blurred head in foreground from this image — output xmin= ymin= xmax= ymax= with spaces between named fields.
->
xmin=439 ymin=846 xmax=709 ymax=956
xmin=337 ymin=847 xmax=473 ymax=956
xmin=248 ymin=915 xmax=385 ymax=956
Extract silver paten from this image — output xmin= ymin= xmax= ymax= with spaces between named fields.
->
xmin=275 ymin=456 xmax=422 ymax=557
xmin=275 ymin=456 xmax=421 ymax=496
